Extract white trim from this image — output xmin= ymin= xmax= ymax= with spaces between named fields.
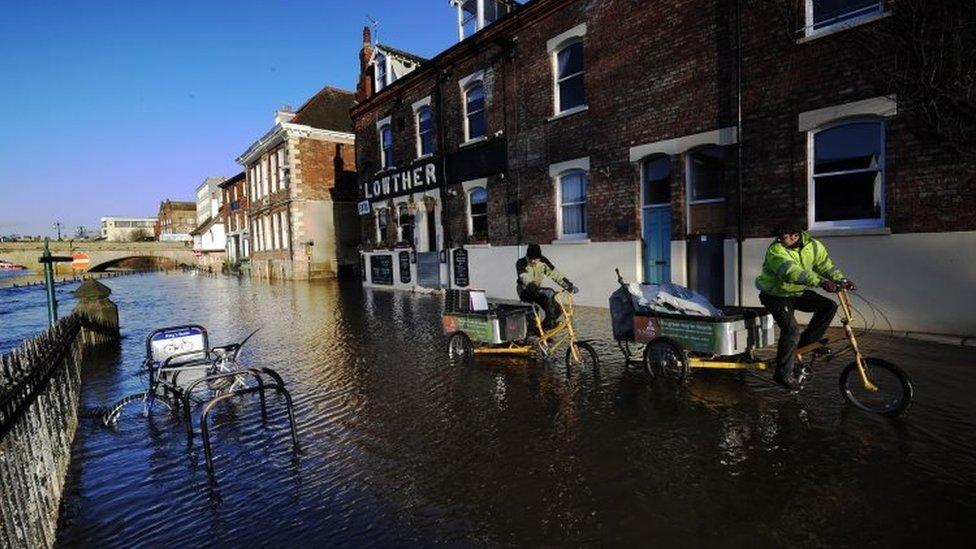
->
xmin=808 ymin=227 xmax=891 ymax=237
xmin=411 ymin=96 xmax=432 ymax=112
xmin=629 ymin=126 xmax=738 ymax=162
xmin=547 ymin=23 xmax=587 ymax=52
xmin=377 ymin=117 xmax=393 ymax=169
xmin=375 ymin=115 xmax=392 ymax=131
xmin=461 ymin=178 xmax=488 ymax=193
xmin=551 ymin=238 xmax=591 ymax=245
xmin=552 ymin=38 xmax=586 ymax=116
xmin=458 ymin=69 xmax=485 ymax=90
xmin=797 ymin=95 xmax=897 ymax=132
xmin=806 ymin=118 xmax=886 ymax=231
xmin=548 ymin=104 xmax=588 ymax=122
xmin=548 ymin=156 xmax=590 ymax=177
xmin=462 ymin=179 xmax=488 ymax=237
xmin=460 ymin=135 xmax=487 ymax=147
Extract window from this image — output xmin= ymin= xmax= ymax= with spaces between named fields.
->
xmin=376 ymin=208 xmax=389 ymax=243
xmin=375 ymin=54 xmax=387 ymax=91
xmin=642 ymin=157 xmax=672 ymax=206
xmin=555 ymin=40 xmax=585 ymax=114
xmin=809 ymin=119 xmax=884 ymax=228
xmin=416 ymin=106 xmax=433 ymax=157
xmin=469 ymin=187 xmax=488 ymax=238
xmin=398 ymin=203 xmax=414 ymax=245
xmin=461 ymin=0 xmax=477 ymax=39
xmin=464 ymin=83 xmax=486 ymax=142
xmin=558 ymin=171 xmax=587 ymax=237
xmin=380 ymin=123 xmax=394 ymax=168
xmin=806 ymin=0 xmax=883 ymax=35
xmin=687 ymin=146 xmax=726 ymax=203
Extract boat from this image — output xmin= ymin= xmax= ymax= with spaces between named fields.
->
xmin=0 ymin=259 xmax=27 ymax=271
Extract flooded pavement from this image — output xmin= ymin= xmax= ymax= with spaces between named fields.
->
xmin=3 ymin=273 xmax=974 ymax=546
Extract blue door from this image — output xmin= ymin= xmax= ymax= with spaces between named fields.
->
xmin=641 ymin=157 xmax=672 ymax=284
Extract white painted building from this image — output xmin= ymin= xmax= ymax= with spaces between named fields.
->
xmin=99 ymin=217 xmax=157 ymax=242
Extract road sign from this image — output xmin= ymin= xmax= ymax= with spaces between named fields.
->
xmin=357 ymin=200 xmax=371 ymax=215
xmin=71 ymin=252 xmax=91 ymax=270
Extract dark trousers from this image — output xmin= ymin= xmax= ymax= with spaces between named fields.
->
xmin=519 ymin=286 xmax=558 ymax=329
xmin=759 ymin=290 xmax=838 ymax=378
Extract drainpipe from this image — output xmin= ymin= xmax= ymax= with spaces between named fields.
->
xmin=735 ymin=0 xmax=745 ymax=307
xmin=435 ymin=66 xmax=453 ymax=289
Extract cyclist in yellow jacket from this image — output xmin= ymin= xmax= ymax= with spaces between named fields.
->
xmin=516 ymin=244 xmax=578 ymax=329
xmin=756 ymin=219 xmax=855 ymax=389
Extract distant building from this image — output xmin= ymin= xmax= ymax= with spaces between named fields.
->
xmin=100 ymin=217 xmax=157 ymax=242
xmin=219 ymin=172 xmax=250 ymax=266
xmin=191 ymin=177 xmax=227 ymax=267
xmin=236 ymin=86 xmax=360 ymax=280
xmin=156 ymin=200 xmax=196 ymax=242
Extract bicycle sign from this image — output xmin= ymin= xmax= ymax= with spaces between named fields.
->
xmin=150 ymin=326 xmax=207 ymax=361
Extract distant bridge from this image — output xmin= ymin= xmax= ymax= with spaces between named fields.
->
xmin=0 ymin=241 xmax=198 ymax=273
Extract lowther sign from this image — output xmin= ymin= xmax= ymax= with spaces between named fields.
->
xmin=362 ymin=157 xmax=441 ymax=203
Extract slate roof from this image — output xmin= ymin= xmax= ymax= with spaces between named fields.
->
xmin=376 ymin=43 xmax=428 ymax=65
xmin=290 ymin=86 xmax=357 ymax=133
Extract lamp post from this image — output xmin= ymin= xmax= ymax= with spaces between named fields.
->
xmin=38 ymin=238 xmax=74 ymax=326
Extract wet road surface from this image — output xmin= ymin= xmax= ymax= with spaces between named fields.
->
xmin=4 ymin=273 xmax=973 ymax=546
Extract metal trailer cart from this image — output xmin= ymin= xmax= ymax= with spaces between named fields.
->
xmin=610 ymin=269 xmax=914 ymax=416
xmin=443 ymin=289 xmax=599 ymax=371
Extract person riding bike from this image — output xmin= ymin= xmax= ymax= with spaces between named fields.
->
xmin=756 ymin=219 xmax=855 ymax=390
xmin=516 ymin=244 xmax=578 ymax=330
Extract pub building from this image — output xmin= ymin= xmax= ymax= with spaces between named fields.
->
xmin=353 ymin=0 xmax=976 ymax=337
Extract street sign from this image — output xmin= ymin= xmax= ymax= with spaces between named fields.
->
xmin=71 ymin=252 xmax=90 ymax=271
xmin=357 ymin=200 xmax=371 ymax=215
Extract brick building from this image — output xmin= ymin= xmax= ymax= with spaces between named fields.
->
xmin=218 ymin=172 xmax=249 ymax=266
xmin=237 ymin=86 xmax=360 ymax=280
xmin=155 ymin=200 xmax=196 ymax=243
xmin=353 ymin=0 xmax=976 ymax=336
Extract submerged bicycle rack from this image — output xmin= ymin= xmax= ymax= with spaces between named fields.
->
xmin=103 ymin=324 xmax=300 ymax=477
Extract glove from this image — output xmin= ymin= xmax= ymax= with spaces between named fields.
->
xmin=564 ymin=280 xmax=579 ymax=294
xmin=842 ymin=279 xmax=857 ymax=291
xmin=818 ymin=279 xmax=839 ymax=293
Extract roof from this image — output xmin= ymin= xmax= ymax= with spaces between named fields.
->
xmin=289 ymin=86 xmax=357 ymax=133
xmin=375 ymin=43 xmax=428 ymax=65
xmin=218 ymin=171 xmax=246 ymax=188
xmin=190 ymin=215 xmax=219 ymax=236
xmin=159 ymin=200 xmax=196 ymax=211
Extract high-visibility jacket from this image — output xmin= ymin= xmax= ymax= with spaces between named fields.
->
xmin=755 ymin=232 xmax=844 ymax=297
xmin=516 ymin=256 xmax=569 ymax=295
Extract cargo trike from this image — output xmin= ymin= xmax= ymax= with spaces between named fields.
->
xmin=610 ymin=270 xmax=914 ymax=416
xmin=443 ymin=288 xmax=599 ymax=371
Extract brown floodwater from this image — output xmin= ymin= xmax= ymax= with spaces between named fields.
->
xmin=4 ymin=273 xmax=972 ymax=547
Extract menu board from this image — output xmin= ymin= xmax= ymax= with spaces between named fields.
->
xmin=399 ymin=251 xmax=411 ymax=284
xmin=370 ymin=254 xmax=394 ymax=285
xmin=453 ymin=248 xmax=469 ymax=287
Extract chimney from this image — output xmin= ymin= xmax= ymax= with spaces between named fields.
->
xmin=356 ymin=26 xmax=375 ymax=102
xmin=275 ymin=105 xmax=295 ymax=125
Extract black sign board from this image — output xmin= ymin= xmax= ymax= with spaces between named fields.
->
xmin=363 ymin=157 xmax=442 ymax=203
xmin=453 ymin=248 xmax=469 ymax=287
xmin=398 ymin=251 xmax=411 ymax=284
xmin=370 ymin=254 xmax=394 ymax=285
xmin=446 ymin=137 xmax=507 ymax=185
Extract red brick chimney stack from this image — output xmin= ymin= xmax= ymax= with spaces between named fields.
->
xmin=357 ymin=26 xmax=375 ymax=102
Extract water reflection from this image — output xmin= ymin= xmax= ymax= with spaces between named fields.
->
xmin=0 ymin=273 xmax=967 ymax=546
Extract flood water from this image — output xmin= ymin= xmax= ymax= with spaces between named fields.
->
xmin=3 ymin=273 xmax=975 ymax=546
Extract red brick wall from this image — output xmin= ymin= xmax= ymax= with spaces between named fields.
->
xmin=352 ymin=0 xmax=976 ymax=248
xmin=296 ymin=138 xmax=358 ymax=201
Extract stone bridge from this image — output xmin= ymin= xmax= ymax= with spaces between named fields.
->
xmin=0 ymin=241 xmax=197 ymax=273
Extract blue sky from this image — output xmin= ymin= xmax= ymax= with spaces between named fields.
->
xmin=0 ymin=0 xmax=458 ymax=237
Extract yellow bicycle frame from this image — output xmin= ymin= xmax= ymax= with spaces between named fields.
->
xmin=472 ymin=290 xmax=582 ymax=360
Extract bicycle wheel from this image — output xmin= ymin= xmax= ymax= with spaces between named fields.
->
xmin=565 ymin=341 xmax=599 ymax=371
xmin=448 ymin=332 xmax=474 ymax=363
xmin=102 ymin=391 xmax=178 ymax=427
xmin=839 ymin=357 xmax=914 ymax=417
xmin=643 ymin=339 xmax=689 ymax=382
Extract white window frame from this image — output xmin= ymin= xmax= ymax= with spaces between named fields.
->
xmin=549 ymin=157 xmax=590 ymax=241
xmin=374 ymin=53 xmax=388 ymax=92
xmin=547 ymin=24 xmax=587 ymax=117
xmin=462 ymin=179 xmax=489 ymax=237
xmin=806 ymin=117 xmax=886 ymax=231
xmin=271 ymin=212 xmax=279 ymax=250
xmin=459 ymin=70 xmax=486 ymax=144
xmin=412 ymin=96 xmax=434 ymax=158
xmin=803 ymin=0 xmax=885 ymax=39
xmin=377 ymin=116 xmax=393 ymax=169
xmin=375 ymin=206 xmax=389 ymax=244
xmin=395 ymin=201 xmax=413 ymax=245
